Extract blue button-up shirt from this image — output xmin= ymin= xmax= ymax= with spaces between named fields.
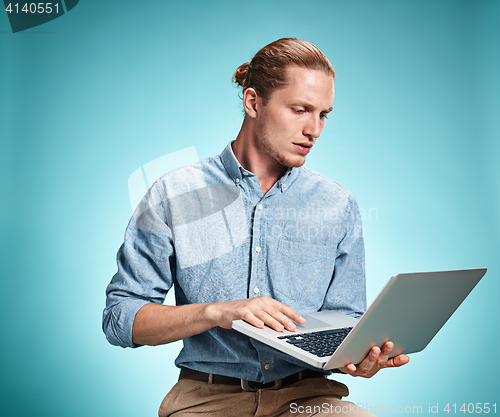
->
xmin=103 ymin=142 xmax=366 ymax=383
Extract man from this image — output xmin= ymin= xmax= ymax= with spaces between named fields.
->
xmin=103 ymin=38 xmax=409 ymax=416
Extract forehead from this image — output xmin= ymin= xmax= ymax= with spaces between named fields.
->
xmin=271 ymin=66 xmax=335 ymax=107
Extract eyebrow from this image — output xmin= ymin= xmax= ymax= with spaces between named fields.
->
xmin=290 ymin=101 xmax=333 ymax=113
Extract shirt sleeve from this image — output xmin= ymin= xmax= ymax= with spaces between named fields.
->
xmin=321 ymin=193 xmax=367 ymax=318
xmin=102 ymin=181 xmax=175 ymax=348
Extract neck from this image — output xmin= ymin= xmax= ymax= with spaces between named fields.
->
xmin=232 ymin=116 xmax=288 ymax=195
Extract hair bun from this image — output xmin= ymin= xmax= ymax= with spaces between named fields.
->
xmin=232 ymin=62 xmax=251 ymax=88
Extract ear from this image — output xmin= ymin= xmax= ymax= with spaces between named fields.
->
xmin=242 ymin=88 xmax=259 ymax=118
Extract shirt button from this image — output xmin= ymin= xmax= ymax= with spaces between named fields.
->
xmin=243 ymin=171 xmax=249 ymax=176
xmin=264 ymin=364 xmax=270 ymax=370
xmin=257 ymin=204 xmax=263 ymax=211
xmin=255 ymin=246 xmax=261 ymax=253
xmin=253 ymin=287 xmax=259 ymax=294
xmin=282 ymin=183 xmax=287 ymax=189
xmin=235 ymin=178 xmax=240 ymax=183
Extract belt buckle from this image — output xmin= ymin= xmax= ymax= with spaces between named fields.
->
xmin=240 ymin=379 xmax=282 ymax=392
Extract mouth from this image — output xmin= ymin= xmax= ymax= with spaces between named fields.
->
xmin=293 ymin=142 xmax=313 ymax=155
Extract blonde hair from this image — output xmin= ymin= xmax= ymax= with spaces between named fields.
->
xmin=233 ymin=38 xmax=335 ymax=104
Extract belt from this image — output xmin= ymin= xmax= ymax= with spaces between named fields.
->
xmin=179 ymin=367 xmax=327 ymax=392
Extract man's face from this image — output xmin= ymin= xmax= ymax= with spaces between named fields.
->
xmin=255 ymin=66 xmax=335 ymax=168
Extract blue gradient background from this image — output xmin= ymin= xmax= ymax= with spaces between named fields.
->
xmin=1 ymin=1 xmax=499 ymax=416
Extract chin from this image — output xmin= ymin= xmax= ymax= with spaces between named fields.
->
xmin=258 ymin=134 xmax=306 ymax=168
xmin=275 ymin=153 xmax=306 ymax=168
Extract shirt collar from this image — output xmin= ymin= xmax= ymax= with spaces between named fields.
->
xmin=220 ymin=141 xmax=300 ymax=192
xmin=220 ymin=141 xmax=243 ymax=184
xmin=277 ymin=167 xmax=294 ymax=192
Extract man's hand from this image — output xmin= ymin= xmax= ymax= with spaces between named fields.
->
xmin=208 ymin=296 xmax=305 ymax=332
xmin=339 ymin=341 xmax=410 ymax=378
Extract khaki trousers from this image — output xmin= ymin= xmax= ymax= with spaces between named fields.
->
xmin=159 ymin=377 xmax=376 ymax=417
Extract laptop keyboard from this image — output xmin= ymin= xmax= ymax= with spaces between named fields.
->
xmin=277 ymin=327 xmax=353 ymax=358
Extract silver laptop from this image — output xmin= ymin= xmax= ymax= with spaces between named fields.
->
xmin=232 ymin=268 xmax=487 ymax=370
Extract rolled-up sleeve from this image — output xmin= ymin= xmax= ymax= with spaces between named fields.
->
xmin=322 ymin=194 xmax=367 ymax=318
xmin=102 ymin=181 xmax=175 ymax=348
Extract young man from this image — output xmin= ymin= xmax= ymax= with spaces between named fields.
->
xmin=103 ymin=38 xmax=409 ymax=416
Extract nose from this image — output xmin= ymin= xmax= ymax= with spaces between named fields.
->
xmin=303 ymin=115 xmax=323 ymax=140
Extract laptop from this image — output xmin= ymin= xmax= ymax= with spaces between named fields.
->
xmin=232 ymin=268 xmax=487 ymax=370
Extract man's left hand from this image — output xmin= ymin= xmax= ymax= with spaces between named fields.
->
xmin=339 ymin=341 xmax=410 ymax=378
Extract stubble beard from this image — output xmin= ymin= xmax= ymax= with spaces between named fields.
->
xmin=257 ymin=123 xmax=306 ymax=169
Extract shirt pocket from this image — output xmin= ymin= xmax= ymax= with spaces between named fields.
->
xmin=270 ymin=238 xmax=335 ymax=311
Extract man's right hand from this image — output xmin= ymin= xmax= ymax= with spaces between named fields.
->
xmin=132 ymin=296 xmax=305 ymax=346
xmin=207 ymin=296 xmax=305 ymax=332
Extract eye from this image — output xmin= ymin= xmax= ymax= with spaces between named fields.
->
xmin=293 ymin=108 xmax=305 ymax=114
xmin=320 ymin=113 xmax=328 ymax=120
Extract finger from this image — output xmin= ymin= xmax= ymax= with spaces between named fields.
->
xmin=266 ymin=298 xmax=305 ymax=325
xmin=350 ymin=346 xmax=380 ymax=376
xmin=245 ymin=298 xmax=295 ymax=331
xmin=339 ymin=363 xmax=357 ymax=374
xmin=365 ymin=346 xmax=381 ymax=368
xmin=241 ymin=311 xmax=264 ymax=328
xmin=269 ymin=309 xmax=299 ymax=332
xmin=382 ymin=341 xmax=394 ymax=355
xmin=377 ymin=341 xmax=394 ymax=365
xmin=385 ymin=354 xmax=410 ymax=368
xmin=255 ymin=310 xmax=286 ymax=332
xmin=257 ymin=304 xmax=297 ymax=331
